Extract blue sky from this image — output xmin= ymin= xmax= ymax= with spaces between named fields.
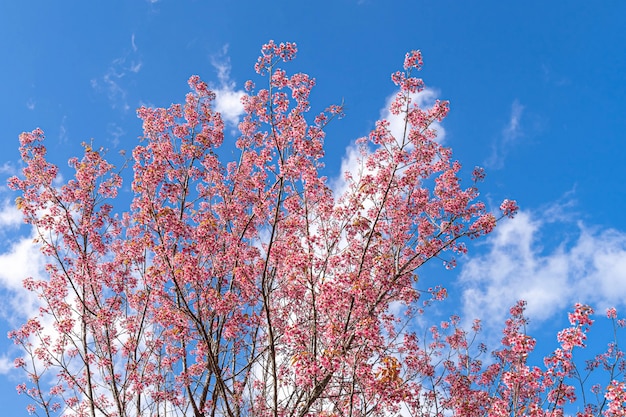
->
xmin=1 ymin=0 xmax=625 ymax=413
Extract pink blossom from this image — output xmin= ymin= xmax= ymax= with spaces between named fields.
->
xmin=500 ymin=198 xmax=519 ymax=218
xmin=24 ymin=41 xmax=626 ymax=417
xmin=607 ymin=307 xmax=618 ymax=319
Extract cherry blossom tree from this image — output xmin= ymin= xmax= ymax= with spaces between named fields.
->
xmin=7 ymin=41 xmax=624 ymax=417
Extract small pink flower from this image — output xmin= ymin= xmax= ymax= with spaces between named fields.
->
xmin=607 ymin=307 xmax=618 ymax=319
xmin=472 ymin=166 xmax=486 ymax=182
xmin=403 ymin=50 xmax=423 ymax=70
xmin=500 ymin=199 xmax=518 ymax=218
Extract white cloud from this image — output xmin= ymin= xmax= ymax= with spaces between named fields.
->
xmin=485 ymin=99 xmax=523 ymax=169
xmin=0 ymin=199 xmax=49 ymax=324
xmin=331 ymin=86 xmax=445 ymax=199
xmin=458 ymin=207 xmax=626 ymax=337
xmin=210 ymin=45 xmax=245 ymax=128
xmin=0 ymin=232 xmax=46 ymax=323
xmin=380 ymin=87 xmax=446 ymax=146
xmin=214 ymin=88 xmax=245 ymax=127
xmin=0 ymin=200 xmax=23 ymax=229
xmin=0 ymin=355 xmax=13 ymax=375
xmin=211 ymin=45 xmax=232 ymax=85
xmin=0 ymin=162 xmax=17 ymax=176
xmin=331 ymin=142 xmax=362 ymax=198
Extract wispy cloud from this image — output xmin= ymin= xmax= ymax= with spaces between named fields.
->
xmin=541 ymin=64 xmax=570 ymax=87
xmin=91 ymin=34 xmax=143 ymax=112
xmin=485 ymin=100 xmax=524 ymax=169
xmin=209 ymin=44 xmax=245 ymax=128
xmin=107 ymin=122 xmax=126 ymax=148
xmin=458 ymin=203 xmax=626 ymax=338
xmin=0 ymin=162 xmax=17 ymax=176
xmin=58 ymin=115 xmax=68 ymax=143
xmin=129 ymin=61 xmax=142 ymax=74
xmin=131 ymin=33 xmax=138 ymax=53
xmin=91 ymin=59 xmax=130 ymax=112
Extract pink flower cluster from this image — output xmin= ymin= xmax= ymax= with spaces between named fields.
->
xmin=14 ymin=40 xmax=621 ymax=417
